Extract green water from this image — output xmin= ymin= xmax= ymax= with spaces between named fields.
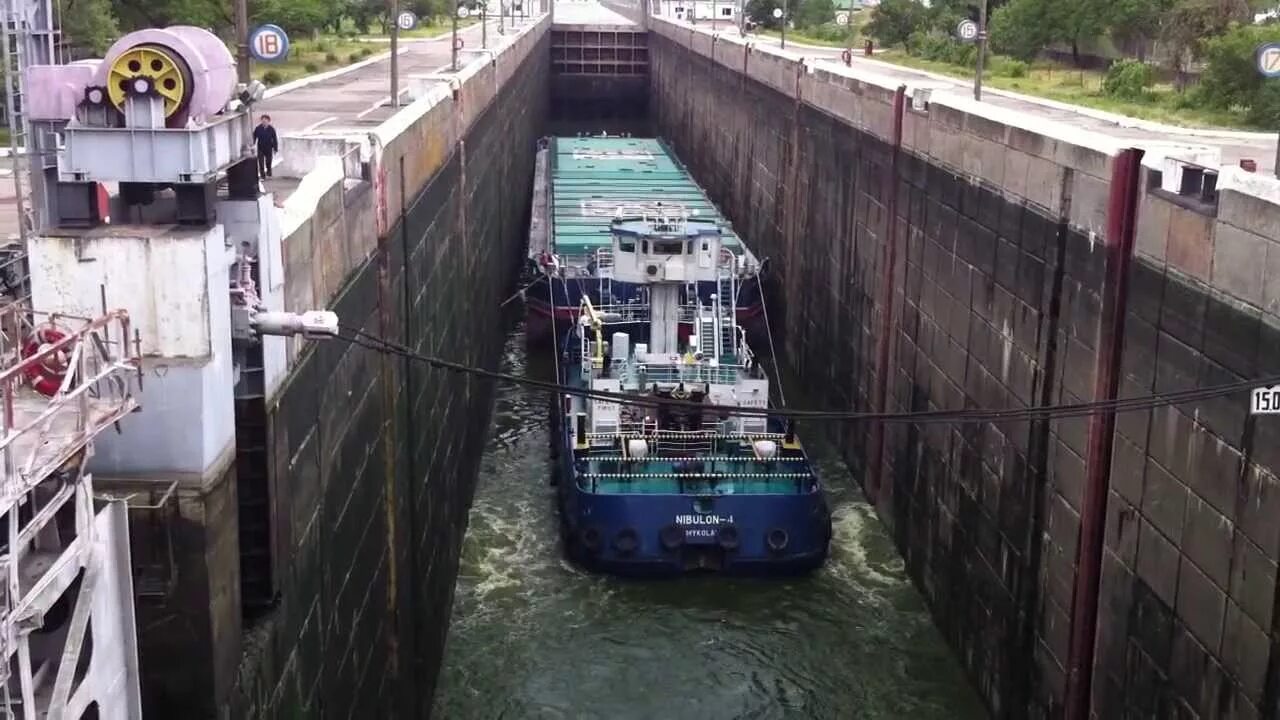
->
xmin=433 ymin=323 xmax=989 ymax=720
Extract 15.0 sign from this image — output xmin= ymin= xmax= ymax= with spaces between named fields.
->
xmin=1251 ymin=385 xmax=1280 ymax=414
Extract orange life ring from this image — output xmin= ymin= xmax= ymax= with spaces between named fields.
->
xmin=22 ymin=326 xmax=71 ymax=397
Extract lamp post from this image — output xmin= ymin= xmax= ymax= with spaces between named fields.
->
xmin=974 ymin=0 xmax=988 ymax=100
xmin=390 ymin=0 xmax=400 ymax=107
xmin=482 ymin=0 xmax=488 ymax=47
xmin=452 ymin=2 xmax=460 ymax=71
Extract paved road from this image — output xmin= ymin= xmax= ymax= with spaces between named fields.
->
xmin=259 ymin=18 xmax=529 ymax=135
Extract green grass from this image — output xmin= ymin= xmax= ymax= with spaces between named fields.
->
xmin=249 ymin=18 xmax=484 ymax=87
xmin=757 ymin=17 xmax=1258 ymax=131
xmin=391 ymin=16 xmax=480 ymax=39
xmin=757 ymin=28 xmax=854 ymax=48
xmin=870 ymin=50 xmax=1253 ymax=130
xmin=335 ymin=16 xmax=480 ymax=40
xmin=252 ymin=36 xmax=377 ymax=86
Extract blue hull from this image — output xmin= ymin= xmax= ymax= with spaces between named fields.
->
xmin=550 ymin=409 xmax=832 ymax=578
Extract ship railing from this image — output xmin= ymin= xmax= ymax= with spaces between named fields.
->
xmin=638 ymin=363 xmax=743 ymax=385
xmin=585 ymin=428 xmax=788 ymax=440
xmin=0 ymin=307 xmax=141 ymax=511
xmin=580 ymin=466 xmax=817 ymax=494
xmin=593 ymin=303 xmax=649 ymax=324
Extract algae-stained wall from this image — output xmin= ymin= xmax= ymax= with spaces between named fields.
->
xmin=648 ymin=20 xmax=1280 ymax=719
xmin=648 ymin=31 xmax=1073 ymax=715
xmin=225 ymin=29 xmax=549 ymax=719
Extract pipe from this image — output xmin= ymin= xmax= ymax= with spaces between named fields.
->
xmin=1063 ymin=146 xmax=1144 ymax=719
xmin=866 ymin=84 xmax=907 ymax=502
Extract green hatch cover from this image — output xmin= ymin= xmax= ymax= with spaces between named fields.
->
xmin=549 ymin=136 xmax=745 ymax=258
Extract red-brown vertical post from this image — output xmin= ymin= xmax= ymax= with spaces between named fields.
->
xmin=867 ymin=85 xmax=907 ymax=502
xmin=1063 ymin=146 xmax=1144 ymax=719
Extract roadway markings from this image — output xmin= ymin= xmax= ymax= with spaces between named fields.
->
xmin=303 ymin=116 xmax=338 ymax=132
xmin=355 ymin=87 xmax=413 ymax=120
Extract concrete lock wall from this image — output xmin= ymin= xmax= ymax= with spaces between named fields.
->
xmin=647 ymin=17 xmax=1280 ymax=718
xmin=221 ymin=21 xmax=550 ymax=719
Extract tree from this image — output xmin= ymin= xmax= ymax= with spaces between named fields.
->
xmin=865 ymin=0 xmax=928 ymax=49
xmin=987 ymin=0 xmax=1115 ymax=65
xmin=1160 ymin=0 xmax=1250 ymax=81
xmin=1196 ymin=22 xmax=1280 ymax=110
xmin=62 ymin=0 xmax=120 ymax=56
xmin=794 ymin=0 xmax=835 ymax=28
xmin=110 ymin=0 xmax=233 ymax=36
xmin=1108 ymin=0 xmax=1173 ymax=58
xmin=251 ymin=0 xmax=342 ymax=36
xmin=746 ymin=0 xmax=784 ymax=28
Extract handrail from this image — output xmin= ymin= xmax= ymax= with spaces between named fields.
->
xmin=0 ymin=307 xmax=141 ymax=511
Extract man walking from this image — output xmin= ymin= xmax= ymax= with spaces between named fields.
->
xmin=253 ymin=114 xmax=278 ymax=179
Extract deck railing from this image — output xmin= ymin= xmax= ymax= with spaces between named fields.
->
xmin=0 ymin=306 xmax=141 ymax=510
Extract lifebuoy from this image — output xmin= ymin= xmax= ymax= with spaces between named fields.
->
xmin=22 ymin=325 xmax=72 ymax=397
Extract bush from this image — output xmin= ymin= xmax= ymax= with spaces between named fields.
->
xmin=1102 ymin=59 xmax=1153 ymax=100
xmin=866 ymin=0 xmax=928 ymax=49
xmin=359 ymin=47 xmax=374 ymax=57
xmin=325 ymin=52 xmax=339 ymax=63
xmin=316 ymin=40 xmax=333 ymax=53
xmin=304 ymin=62 xmax=320 ymax=73
xmin=911 ymin=32 xmax=975 ymax=66
xmin=1247 ymin=81 xmax=1280 ymax=127
xmin=262 ymin=69 xmax=283 ymax=85
xmin=1198 ymin=24 xmax=1280 ymax=113
xmin=994 ymin=57 xmax=1029 ymax=78
xmin=348 ymin=52 xmax=362 ymax=63
xmin=803 ymin=23 xmax=854 ymax=43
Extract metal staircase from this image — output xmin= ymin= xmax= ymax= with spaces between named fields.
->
xmin=595 ymin=247 xmax=613 ymax=304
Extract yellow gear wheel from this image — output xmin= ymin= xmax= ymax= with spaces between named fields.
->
xmin=106 ymin=44 xmax=188 ymax=118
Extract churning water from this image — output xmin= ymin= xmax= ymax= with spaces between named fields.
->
xmin=433 ymin=323 xmax=988 ymax=720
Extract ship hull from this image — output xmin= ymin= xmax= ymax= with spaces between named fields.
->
xmin=550 ymin=408 xmax=832 ymax=578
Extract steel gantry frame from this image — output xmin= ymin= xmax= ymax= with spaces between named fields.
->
xmin=0 ymin=305 xmax=144 ymax=719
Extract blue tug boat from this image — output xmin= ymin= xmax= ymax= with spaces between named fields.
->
xmin=549 ymin=208 xmax=832 ymax=576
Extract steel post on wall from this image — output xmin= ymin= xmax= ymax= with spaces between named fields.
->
xmin=1063 ymin=146 xmax=1145 ymax=720
xmin=866 ymin=85 xmax=907 ymax=503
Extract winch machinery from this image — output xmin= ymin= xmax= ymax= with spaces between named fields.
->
xmin=24 ymin=25 xmax=264 ymax=226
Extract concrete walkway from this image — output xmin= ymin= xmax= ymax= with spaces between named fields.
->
xmin=258 ymin=18 xmax=516 ymax=135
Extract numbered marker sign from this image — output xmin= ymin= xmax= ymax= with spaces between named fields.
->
xmin=249 ymin=24 xmax=290 ymax=63
xmin=835 ymin=11 xmax=849 ymax=25
xmin=397 ymin=11 xmax=418 ymax=30
xmin=1257 ymin=42 xmax=1280 ymax=78
xmin=458 ymin=5 xmax=471 ymax=17
xmin=956 ymin=18 xmax=978 ymax=43
xmin=1252 ymin=385 xmax=1280 ymax=414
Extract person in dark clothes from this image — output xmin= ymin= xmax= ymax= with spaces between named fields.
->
xmin=253 ymin=114 xmax=278 ymax=179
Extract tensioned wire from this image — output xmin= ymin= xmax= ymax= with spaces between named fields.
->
xmin=336 ymin=326 xmax=1279 ymax=425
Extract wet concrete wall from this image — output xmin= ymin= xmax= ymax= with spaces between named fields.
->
xmin=648 ymin=18 xmax=1280 ymax=719
xmin=222 ymin=24 xmax=549 ymax=719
